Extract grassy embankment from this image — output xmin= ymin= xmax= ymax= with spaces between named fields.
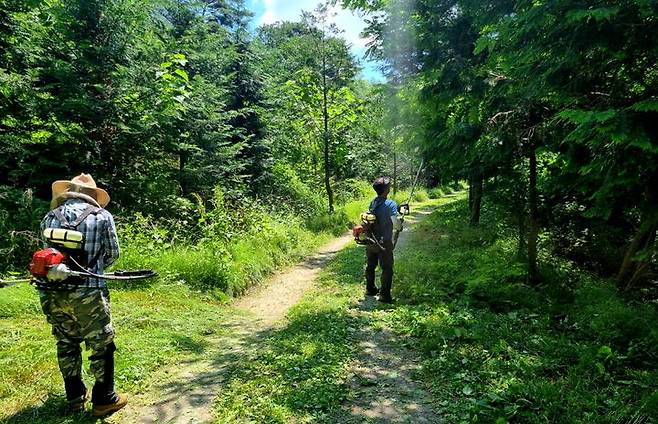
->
xmin=0 ymin=184 xmax=434 ymax=423
xmin=211 ymin=195 xmax=656 ymax=423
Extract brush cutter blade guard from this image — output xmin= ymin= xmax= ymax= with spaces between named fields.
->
xmin=25 ymin=248 xmax=158 ymax=285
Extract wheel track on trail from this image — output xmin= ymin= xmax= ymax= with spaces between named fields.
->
xmin=115 ymin=204 xmax=442 ymax=424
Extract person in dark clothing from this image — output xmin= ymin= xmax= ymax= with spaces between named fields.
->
xmin=365 ymin=177 xmax=403 ymax=303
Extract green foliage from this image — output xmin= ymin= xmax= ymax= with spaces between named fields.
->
xmin=411 ymin=188 xmax=429 ymax=202
xmin=332 ymin=178 xmax=372 ymax=203
xmin=112 ymin=181 xmax=356 ymax=296
xmin=0 ymin=187 xmax=48 ymax=272
xmin=345 ymin=0 xmax=658 ymax=288
xmin=306 ymin=209 xmax=350 ymax=236
xmin=263 ymin=162 xmax=326 ymax=218
xmin=427 ymin=187 xmax=444 ymax=199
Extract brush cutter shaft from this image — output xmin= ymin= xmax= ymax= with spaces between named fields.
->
xmin=0 ymin=278 xmax=32 ymax=287
xmin=67 ymin=256 xmax=157 ymax=280
xmin=405 ymin=160 xmax=425 ymax=206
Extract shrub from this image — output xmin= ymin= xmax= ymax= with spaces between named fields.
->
xmin=261 ymin=163 xmax=325 ymax=217
xmin=306 ymin=209 xmax=350 ymax=236
xmin=333 ymin=179 xmax=372 ymax=203
xmin=0 ymin=186 xmax=48 ymax=273
xmin=412 ymin=189 xmax=429 ymax=202
xmin=428 ymin=187 xmax=444 ymax=199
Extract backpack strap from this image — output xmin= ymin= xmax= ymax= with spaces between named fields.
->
xmin=369 ymin=197 xmax=385 ymax=214
xmin=51 ymin=208 xmax=70 ymax=229
xmin=52 ymin=204 xmax=100 ymax=229
xmin=70 ymin=205 xmax=101 ymax=228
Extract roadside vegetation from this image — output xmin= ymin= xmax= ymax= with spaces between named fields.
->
xmin=211 ymin=197 xmax=450 ymax=423
xmin=0 ymin=182 xmax=429 ymax=422
xmin=390 ymin=199 xmax=657 ymax=423
xmin=216 ymin=195 xmax=654 ymax=424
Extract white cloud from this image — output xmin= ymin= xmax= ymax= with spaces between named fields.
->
xmin=327 ymin=5 xmax=368 ymax=48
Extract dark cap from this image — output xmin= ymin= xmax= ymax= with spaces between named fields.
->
xmin=372 ymin=176 xmax=392 ymax=195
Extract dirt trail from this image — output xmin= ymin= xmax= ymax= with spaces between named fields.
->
xmin=118 ymin=206 xmax=440 ymax=424
xmin=335 ymin=208 xmax=441 ymax=423
xmin=118 ymin=234 xmax=353 ymax=423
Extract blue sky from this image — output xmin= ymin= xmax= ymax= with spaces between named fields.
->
xmin=246 ymin=0 xmax=386 ymax=83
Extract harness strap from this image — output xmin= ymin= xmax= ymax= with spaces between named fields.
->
xmin=71 ymin=205 xmax=100 ymax=228
xmin=50 ymin=204 xmax=103 ymax=273
xmin=52 ymin=204 xmax=100 ymax=229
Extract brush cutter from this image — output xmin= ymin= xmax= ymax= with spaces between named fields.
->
xmin=0 ymin=248 xmax=157 ymax=288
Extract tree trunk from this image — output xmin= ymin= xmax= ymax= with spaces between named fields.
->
xmin=517 ymin=205 xmax=527 ymax=260
xmin=469 ymin=169 xmax=483 ymax=226
xmin=393 ymin=149 xmax=397 ymax=195
xmin=617 ymin=183 xmax=658 ymax=289
xmin=321 ymin=39 xmax=334 ymax=213
xmin=323 ymin=130 xmax=334 ymax=213
xmin=468 ymin=177 xmax=474 ymax=211
xmin=179 ymin=148 xmax=188 ymax=196
xmin=527 ymin=144 xmax=540 ymax=284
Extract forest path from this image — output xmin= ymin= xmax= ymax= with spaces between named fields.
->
xmin=117 ymin=234 xmax=354 ymax=423
xmin=116 ymin=203 xmax=440 ymax=424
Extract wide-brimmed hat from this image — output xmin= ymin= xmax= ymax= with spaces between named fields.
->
xmin=51 ymin=173 xmax=110 ymax=209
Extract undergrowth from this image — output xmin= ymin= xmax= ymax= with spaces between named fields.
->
xmin=389 ymin=199 xmax=658 ymax=423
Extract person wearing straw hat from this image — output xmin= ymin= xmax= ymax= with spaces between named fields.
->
xmin=38 ymin=173 xmax=127 ymax=417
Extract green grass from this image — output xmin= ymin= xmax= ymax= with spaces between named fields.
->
xmin=385 ymin=199 xmax=658 ymax=423
xmin=0 ymin=282 xmax=229 ymax=423
xmin=0 ymin=193 xmax=377 ymax=423
xmin=213 ymin=249 xmax=364 ymax=423
xmin=211 ymin=199 xmax=448 ymax=423
xmin=209 ymin=194 xmax=657 ymax=423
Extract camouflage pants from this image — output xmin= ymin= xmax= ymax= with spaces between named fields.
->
xmin=39 ymin=287 xmax=115 ymax=382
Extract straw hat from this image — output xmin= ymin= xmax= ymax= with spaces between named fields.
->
xmin=51 ymin=173 xmax=110 ymax=209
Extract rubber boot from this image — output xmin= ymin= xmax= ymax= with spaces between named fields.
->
xmin=91 ymin=343 xmax=128 ymax=417
xmin=64 ymin=376 xmax=87 ymax=413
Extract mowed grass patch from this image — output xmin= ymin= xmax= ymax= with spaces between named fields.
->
xmin=382 ymin=199 xmax=658 ymax=423
xmin=0 ymin=282 xmax=228 ymax=423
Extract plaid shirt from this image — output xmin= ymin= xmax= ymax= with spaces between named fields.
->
xmin=40 ymin=199 xmax=120 ymax=289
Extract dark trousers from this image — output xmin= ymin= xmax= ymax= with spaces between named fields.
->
xmin=365 ymin=240 xmax=394 ymax=297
